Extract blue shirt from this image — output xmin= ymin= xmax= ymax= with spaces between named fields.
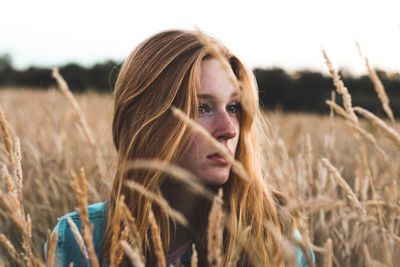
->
xmin=50 ymin=202 xmax=315 ymax=266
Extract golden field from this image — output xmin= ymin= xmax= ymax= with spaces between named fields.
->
xmin=0 ymin=78 xmax=399 ymax=267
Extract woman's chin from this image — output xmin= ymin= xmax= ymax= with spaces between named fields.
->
xmin=194 ymin=167 xmax=231 ymax=186
xmin=203 ymin=173 xmax=230 ymax=186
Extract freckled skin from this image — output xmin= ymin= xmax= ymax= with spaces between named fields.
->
xmin=179 ymin=58 xmax=241 ymax=185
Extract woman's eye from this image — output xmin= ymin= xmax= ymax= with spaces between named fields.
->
xmin=227 ymin=103 xmax=241 ymax=113
xmin=198 ymin=104 xmax=210 ymax=114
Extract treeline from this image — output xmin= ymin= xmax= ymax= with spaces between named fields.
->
xmin=254 ymin=68 xmax=400 ymax=116
xmin=1 ymin=54 xmax=400 ymax=116
xmin=0 ymin=54 xmax=120 ymax=93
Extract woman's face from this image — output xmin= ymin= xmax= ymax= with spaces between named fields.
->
xmin=180 ymin=58 xmax=241 ymax=185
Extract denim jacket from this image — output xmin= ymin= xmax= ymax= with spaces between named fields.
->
xmin=50 ymin=202 xmax=315 ymax=267
xmin=52 ymin=202 xmax=108 ymax=267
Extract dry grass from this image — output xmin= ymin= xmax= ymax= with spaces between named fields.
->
xmin=0 ymin=46 xmax=400 ymax=266
xmin=70 ymin=167 xmax=99 ymax=267
xmin=1 ymin=86 xmax=400 ymax=266
xmin=149 ymin=209 xmax=166 ymax=267
xmin=0 ymin=85 xmax=399 ymax=266
xmin=356 ymin=41 xmax=395 ymax=123
xmin=207 ymin=189 xmax=224 ymax=267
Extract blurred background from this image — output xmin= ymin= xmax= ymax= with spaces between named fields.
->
xmin=1 ymin=0 xmax=400 ymax=114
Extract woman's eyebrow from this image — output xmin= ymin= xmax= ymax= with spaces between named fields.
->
xmin=197 ymin=94 xmax=214 ymax=99
xmin=231 ymin=91 xmax=240 ymax=98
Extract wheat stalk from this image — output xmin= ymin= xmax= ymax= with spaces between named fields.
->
xmin=110 ymin=196 xmax=130 ymax=267
xmin=120 ymin=240 xmax=145 ymax=267
xmin=125 ymin=180 xmax=188 ymax=227
xmin=191 ymin=243 xmax=198 ymax=267
xmin=21 ymin=214 xmax=35 ymax=267
xmin=0 ymin=113 xmax=39 ymax=266
xmin=70 ymin=167 xmax=99 ymax=267
xmin=288 ymin=197 xmax=345 ymax=214
xmin=0 ymin=105 xmax=15 ymax=164
xmin=120 ymin=200 xmax=144 ymax=260
xmin=364 ymin=200 xmax=400 ymax=214
xmin=0 ymin=166 xmax=25 ymax=232
xmin=0 ymin=194 xmax=24 ymax=232
xmin=207 ymin=189 xmax=224 ymax=267
xmin=149 ymin=209 xmax=166 ymax=267
xmin=353 ymin=106 xmax=400 ymax=149
xmin=114 ymin=226 xmax=130 ymax=266
xmin=12 ymin=138 xmax=25 ymax=219
xmin=124 ymin=159 xmax=214 ymax=201
xmin=46 ymin=229 xmax=58 ymax=267
xmin=263 ymin=221 xmax=297 ymax=267
xmin=347 ymin=123 xmax=390 ymax=166
xmin=322 ymin=49 xmax=358 ymax=124
xmin=9 ymin=137 xmax=37 ymax=267
xmin=0 ymin=233 xmax=24 ymax=266
xmin=321 ymin=157 xmax=366 ymax=214
xmin=325 ymin=100 xmax=353 ymax=121
xmin=356 ymin=41 xmax=394 ymax=123
xmin=52 ymin=68 xmax=107 ymax=181
xmin=323 ymin=238 xmax=333 ymax=267
xmin=362 ymin=244 xmax=387 ymax=267
xmin=1 ymin=164 xmax=14 ymax=195
xmin=66 ymin=217 xmax=89 ymax=260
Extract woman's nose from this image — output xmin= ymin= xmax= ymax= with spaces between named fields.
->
xmin=212 ymin=110 xmax=238 ymax=141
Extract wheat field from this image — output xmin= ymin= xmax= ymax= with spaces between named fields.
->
xmin=1 ymin=51 xmax=400 ymax=266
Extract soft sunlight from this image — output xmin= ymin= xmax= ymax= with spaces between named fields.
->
xmin=1 ymin=0 xmax=399 ymax=74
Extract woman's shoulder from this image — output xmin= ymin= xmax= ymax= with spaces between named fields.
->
xmin=58 ymin=201 xmax=108 ymax=221
xmin=56 ymin=201 xmax=108 ymax=237
xmin=54 ymin=201 xmax=108 ymax=267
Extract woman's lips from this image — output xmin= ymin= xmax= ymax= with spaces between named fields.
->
xmin=207 ymin=153 xmax=229 ymax=165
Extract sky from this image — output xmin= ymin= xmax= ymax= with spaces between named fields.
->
xmin=1 ymin=0 xmax=400 ymax=75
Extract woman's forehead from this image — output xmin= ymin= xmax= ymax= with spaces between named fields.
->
xmin=199 ymin=58 xmax=240 ymax=99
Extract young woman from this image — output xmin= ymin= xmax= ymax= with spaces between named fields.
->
xmin=53 ymin=29 xmax=314 ymax=266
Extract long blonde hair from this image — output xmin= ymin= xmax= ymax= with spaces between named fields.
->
xmin=102 ymin=29 xmax=295 ymax=266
